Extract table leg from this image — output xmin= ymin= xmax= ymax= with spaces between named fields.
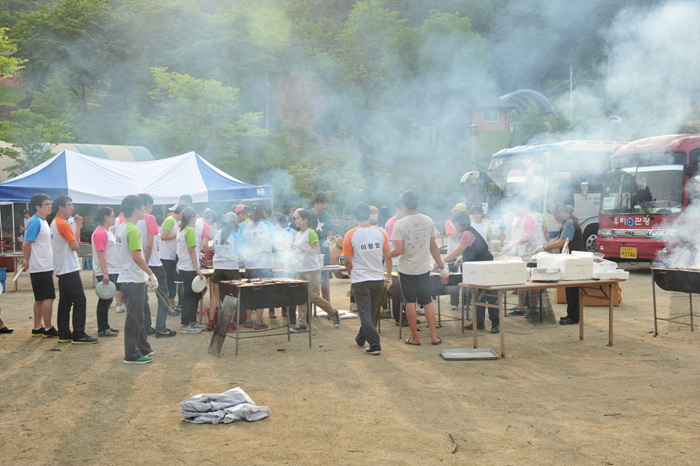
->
xmin=652 ymin=273 xmax=658 ymax=336
xmin=579 ymin=287 xmax=584 ymax=341
xmin=308 ymin=286 xmax=312 ymax=348
xmin=14 ymin=257 xmax=20 ymax=291
xmin=499 ymin=291 xmax=505 ymax=358
xmin=608 ymin=282 xmax=614 ymax=346
xmin=472 ymin=288 xmax=478 ymax=349
xmin=235 ymin=289 xmax=241 ymax=356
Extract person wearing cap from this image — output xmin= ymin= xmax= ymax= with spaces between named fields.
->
xmin=161 ymin=204 xmax=186 ymax=314
xmin=234 ymin=204 xmax=251 ymax=226
xmin=391 ymin=190 xmax=447 ymax=346
xmin=239 ymin=203 xmax=274 ymax=330
xmin=445 ymin=202 xmax=469 ymax=310
xmin=179 ymin=194 xmax=210 ymax=260
xmin=92 ymin=207 xmax=120 ymax=337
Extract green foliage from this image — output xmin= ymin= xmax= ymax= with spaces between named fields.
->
xmin=510 ymin=107 xmax=548 ymax=146
xmin=0 ymin=27 xmax=24 ymax=75
xmin=139 ymin=67 xmax=266 ymax=165
xmin=0 ymin=109 xmax=73 ymax=177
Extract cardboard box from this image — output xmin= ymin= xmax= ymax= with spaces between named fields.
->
xmin=462 ymin=260 xmax=528 ymax=286
xmin=555 ymin=282 xmax=622 ymax=306
xmin=537 ymin=255 xmax=594 ymax=280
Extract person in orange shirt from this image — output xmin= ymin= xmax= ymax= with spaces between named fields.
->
xmin=343 ymin=203 xmax=392 ymax=355
xmin=50 ymin=195 xmax=97 ymax=344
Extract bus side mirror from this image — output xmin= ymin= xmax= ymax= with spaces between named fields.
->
xmin=581 ymin=182 xmax=589 ymax=198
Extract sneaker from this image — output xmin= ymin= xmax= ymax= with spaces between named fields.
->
xmin=143 ymin=349 xmax=155 ymax=357
xmin=0 ymin=326 xmax=13 ymax=334
xmin=146 ymin=327 xmax=156 ymax=335
xmin=331 ymin=311 xmax=340 ymax=328
xmin=124 ymin=355 xmax=152 ymax=364
xmin=254 ymin=321 xmax=269 ymax=330
xmin=290 ymin=324 xmax=307 ymax=333
xmin=155 ymin=329 xmax=177 ymax=338
xmin=72 ymin=333 xmax=98 ymax=344
xmin=181 ymin=325 xmax=202 ymax=334
xmin=58 ymin=332 xmax=73 ymax=343
xmin=98 ymin=329 xmax=119 ymax=337
xmin=450 ymin=305 xmax=458 ymax=311
xmin=32 ymin=327 xmax=46 ymax=337
xmin=416 ymin=306 xmax=425 ymax=316
xmin=115 ymin=304 xmax=126 ymax=313
xmin=43 ymin=327 xmax=59 ymax=338
xmin=109 ymin=328 xmax=120 ymax=333
xmin=465 ymin=323 xmax=485 ymax=331
xmin=194 ymin=323 xmax=206 ymax=329
xmin=168 ymin=306 xmax=180 ymax=316
xmin=243 ymin=320 xmax=253 ymax=329
xmin=206 ymin=320 xmax=216 ymax=331
xmin=228 ymin=322 xmax=237 ymax=332
xmin=365 ymin=348 xmax=381 ymax=355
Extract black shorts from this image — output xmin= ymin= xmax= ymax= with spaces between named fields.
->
xmin=245 ymin=268 xmax=272 ymax=279
xmin=398 ymin=271 xmax=432 ymax=306
xmin=212 ymin=269 xmax=241 ymax=284
xmin=30 ymin=271 xmax=56 ymax=302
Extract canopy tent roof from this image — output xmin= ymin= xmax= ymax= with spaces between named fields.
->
xmin=0 ymin=150 xmax=272 ymax=204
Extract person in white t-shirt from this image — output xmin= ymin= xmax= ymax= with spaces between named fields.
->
xmin=390 ymin=190 xmax=447 ymax=346
xmin=22 ymin=193 xmax=57 ymax=338
xmin=209 ymin=212 xmax=243 ymax=331
xmin=239 ymin=203 xmax=275 ymax=330
xmin=161 ymin=204 xmax=186 ymax=314
xmin=342 ymin=203 xmax=392 ymax=355
xmin=50 ymin=195 xmax=96 ymax=344
xmin=116 ymin=195 xmax=159 ymax=364
xmin=92 ymin=206 xmax=120 ymax=337
xmin=290 ymin=209 xmax=339 ymax=332
xmin=137 ymin=193 xmax=176 ymax=338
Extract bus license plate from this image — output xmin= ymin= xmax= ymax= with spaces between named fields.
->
xmin=620 ymin=247 xmax=637 ymax=259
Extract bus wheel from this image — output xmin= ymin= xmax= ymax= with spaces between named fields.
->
xmin=583 ymin=226 xmax=598 ymax=252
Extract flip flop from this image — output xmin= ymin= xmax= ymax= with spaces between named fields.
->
xmin=404 ymin=337 xmax=421 ymax=346
xmin=431 ymin=337 xmax=443 ymax=346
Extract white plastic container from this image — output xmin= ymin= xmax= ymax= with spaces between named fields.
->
xmin=537 ymin=254 xmax=594 ymax=280
xmin=592 ymin=270 xmax=629 ymax=280
xmin=530 ymin=268 xmax=561 ymax=281
xmin=462 ymin=260 xmax=528 ymax=286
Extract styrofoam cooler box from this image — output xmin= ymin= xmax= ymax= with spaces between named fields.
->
xmin=537 ymin=254 xmax=593 ymax=280
xmin=592 ymin=270 xmax=629 ymax=280
xmin=462 ymin=260 xmax=528 ymax=286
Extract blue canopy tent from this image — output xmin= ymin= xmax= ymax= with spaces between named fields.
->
xmin=0 ymin=151 xmax=272 ymax=251
xmin=0 ymin=150 xmax=272 ymax=204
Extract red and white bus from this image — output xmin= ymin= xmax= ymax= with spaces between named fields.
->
xmin=597 ymin=134 xmax=700 ymax=261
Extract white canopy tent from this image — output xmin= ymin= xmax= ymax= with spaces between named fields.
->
xmin=0 ymin=150 xmax=272 ymax=252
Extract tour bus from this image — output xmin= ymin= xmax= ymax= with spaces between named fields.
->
xmin=597 ymin=134 xmax=700 ymax=261
xmin=461 ymin=140 xmax=623 ymax=251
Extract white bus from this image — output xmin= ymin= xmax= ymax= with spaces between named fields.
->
xmin=460 ymin=140 xmax=624 ymax=251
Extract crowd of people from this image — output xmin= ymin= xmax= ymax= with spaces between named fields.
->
xmin=4 ymin=188 xmax=585 ymax=361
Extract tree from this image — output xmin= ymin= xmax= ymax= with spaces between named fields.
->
xmin=0 ymin=109 xmax=73 ymax=177
xmin=0 ymin=27 xmax=24 ymax=75
xmin=510 ymin=106 xmax=548 ymax=146
xmin=12 ymin=0 xmax=127 ymax=103
xmin=139 ymin=67 xmax=265 ymax=173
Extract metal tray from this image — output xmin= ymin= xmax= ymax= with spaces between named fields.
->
xmin=440 ymin=348 xmax=499 ymax=361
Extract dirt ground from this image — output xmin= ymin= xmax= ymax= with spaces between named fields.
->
xmin=1 ymin=266 xmax=699 ymax=465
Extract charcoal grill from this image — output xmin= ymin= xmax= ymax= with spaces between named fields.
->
xmin=651 ymin=267 xmax=700 ymax=335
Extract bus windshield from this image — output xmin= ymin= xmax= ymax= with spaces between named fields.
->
xmin=600 ymin=165 xmax=685 ymax=215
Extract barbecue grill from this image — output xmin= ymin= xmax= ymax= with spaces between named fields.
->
xmin=651 ymin=267 xmax=700 ymax=335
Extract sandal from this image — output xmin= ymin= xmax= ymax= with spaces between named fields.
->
xmin=404 ymin=337 xmax=421 ymax=346
xmin=431 ymin=337 xmax=443 ymax=346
